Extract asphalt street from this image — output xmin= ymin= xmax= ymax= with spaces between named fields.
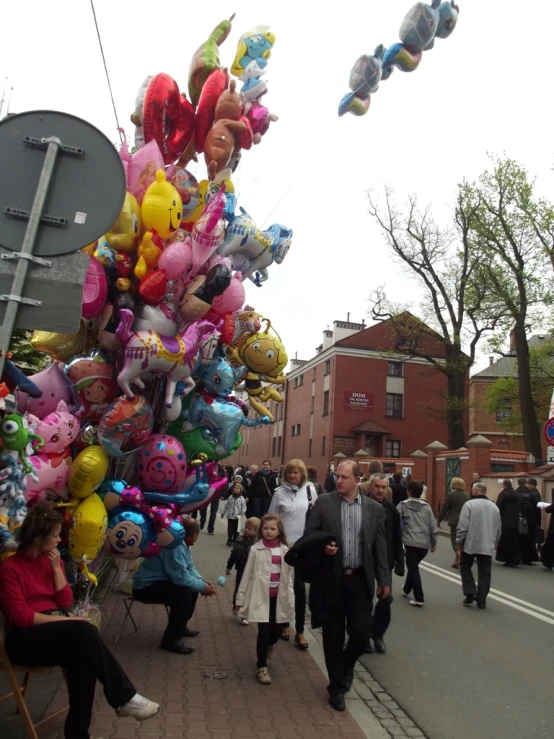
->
xmin=361 ymin=527 xmax=553 ymax=739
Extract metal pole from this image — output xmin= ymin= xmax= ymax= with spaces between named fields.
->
xmin=0 ymin=136 xmax=62 ymax=377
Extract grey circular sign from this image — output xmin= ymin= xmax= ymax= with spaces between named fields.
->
xmin=0 ymin=110 xmax=126 ymax=256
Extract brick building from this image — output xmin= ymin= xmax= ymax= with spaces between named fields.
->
xmin=469 ymin=334 xmax=550 ymax=458
xmin=228 ymin=313 xmax=468 ymax=483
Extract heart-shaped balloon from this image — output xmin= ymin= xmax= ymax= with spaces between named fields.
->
xmin=143 ymin=74 xmax=195 ymax=165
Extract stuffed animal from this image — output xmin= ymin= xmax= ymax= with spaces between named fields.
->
xmin=204 ymin=119 xmax=247 ymax=182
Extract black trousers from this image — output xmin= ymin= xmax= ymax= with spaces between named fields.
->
xmin=227 ymin=518 xmax=239 ymax=543
xmin=249 ymin=497 xmax=271 ymax=519
xmin=256 ymin=596 xmax=283 ymax=668
xmin=460 ymin=552 xmax=492 ymax=606
xmin=282 ymin=567 xmax=307 ymax=634
xmin=372 ymin=570 xmax=393 ymax=639
xmin=403 ymin=546 xmax=428 ymax=603
xmin=321 ymin=570 xmax=372 ymax=696
xmin=192 ymin=497 xmax=219 ymax=531
xmin=232 ymin=569 xmax=244 ymax=609
xmin=133 ymin=581 xmax=198 ymax=642
xmin=6 ymin=620 xmax=135 ymax=739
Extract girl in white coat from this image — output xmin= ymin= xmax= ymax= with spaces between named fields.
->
xmin=236 ymin=514 xmax=295 ymax=685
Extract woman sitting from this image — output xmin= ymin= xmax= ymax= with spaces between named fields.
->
xmin=0 ymin=503 xmax=159 ymax=739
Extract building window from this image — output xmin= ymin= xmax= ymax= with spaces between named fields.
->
xmin=313 ymin=367 xmax=316 ymax=381
xmin=272 ymin=437 xmax=277 ymax=457
xmin=308 ymin=438 xmax=312 ymax=457
xmin=324 ymin=360 xmax=331 ymax=376
xmin=496 ymin=400 xmax=511 ymax=422
xmin=322 ymin=390 xmax=329 ymax=416
xmin=294 ymin=374 xmax=304 ymax=388
xmin=310 ymin=396 xmax=315 ymax=413
xmin=322 ymin=436 xmax=326 ymax=455
xmin=292 ymin=424 xmax=301 ymax=437
xmin=491 ymin=463 xmax=515 ymax=473
xmin=386 ymin=393 xmax=403 ymax=418
xmin=388 ymin=361 xmax=402 ymax=377
xmin=277 ymin=436 xmax=282 ymax=456
xmin=386 ymin=440 xmax=401 ymax=458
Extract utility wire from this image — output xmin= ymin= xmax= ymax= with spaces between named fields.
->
xmin=90 ymin=0 xmax=122 ymax=138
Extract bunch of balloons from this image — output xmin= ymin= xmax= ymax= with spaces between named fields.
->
xmin=0 ymin=16 xmax=293 ymax=582
xmin=339 ymin=0 xmax=460 ymax=116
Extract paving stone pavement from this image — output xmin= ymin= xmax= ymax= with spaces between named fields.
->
xmin=12 ymin=515 xmax=427 ymax=739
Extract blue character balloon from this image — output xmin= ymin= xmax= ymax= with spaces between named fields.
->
xmin=436 ymin=1 xmax=459 ymax=39
xmin=399 ymin=1 xmax=441 ymax=51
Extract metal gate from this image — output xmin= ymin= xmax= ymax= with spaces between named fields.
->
xmin=445 ymin=456 xmax=460 ymax=493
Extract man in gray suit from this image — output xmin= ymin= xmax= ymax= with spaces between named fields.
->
xmin=304 ymin=459 xmax=391 ymax=711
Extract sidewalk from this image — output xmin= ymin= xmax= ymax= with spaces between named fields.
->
xmin=21 ymin=515 xmax=373 ymax=739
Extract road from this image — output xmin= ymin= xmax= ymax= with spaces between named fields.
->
xmin=360 ymin=529 xmax=553 ymax=739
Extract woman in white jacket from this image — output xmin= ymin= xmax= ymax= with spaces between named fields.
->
xmin=268 ymin=459 xmax=317 ymax=650
xmin=236 ymin=514 xmax=294 ymax=685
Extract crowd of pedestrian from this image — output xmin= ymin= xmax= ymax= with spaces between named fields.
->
xmin=0 ymin=459 xmax=551 ymax=737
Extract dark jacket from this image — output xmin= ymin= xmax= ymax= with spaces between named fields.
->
xmin=379 ymin=498 xmax=404 ymax=573
xmin=527 ymin=486 xmax=541 ymax=526
xmin=226 ymin=535 xmax=254 ymax=574
xmin=546 ymin=504 xmax=554 ymax=536
xmin=438 ymin=488 xmax=470 ymax=527
xmin=390 ymin=483 xmax=407 ymax=508
xmin=515 ymin=486 xmax=536 ymax=524
xmin=497 ymin=487 xmax=520 ymax=529
xmin=285 ymin=529 xmax=342 ymax=628
xmin=323 ymin=472 xmax=336 ymax=493
xmin=303 ymin=490 xmax=391 ymax=597
xmin=250 ymin=470 xmax=278 ymax=499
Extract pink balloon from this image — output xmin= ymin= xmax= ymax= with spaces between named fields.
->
xmin=82 ymin=257 xmax=108 ymax=319
xmin=16 ymin=363 xmax=73 ymax=420
xmin=28 ymin=400 xmax=80 ymax=454
xmin=158 ymin=238 xmax=193 ymax=280
xmin=211 ymin=271 xmax=245 ymax=315
xmin=128 ymin=140 xmax=165 ymax=204
xmin=138 ymin=434 xmax=187 ymax=493
xmin=24 ymin=452 xmax=72 ymax=505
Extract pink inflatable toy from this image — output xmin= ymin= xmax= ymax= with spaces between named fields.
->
xmin=16 ymin=363 xmax=73 ymax=419
xmin=138 ymin=434 xmax=187 ymax=493
xmin=190 ymin=188 xmax=227 ymax=279
xmin=81 ymin=256 xmax=108 ymax=319
xmin=211 ymin=271 xmax=245 ymax=315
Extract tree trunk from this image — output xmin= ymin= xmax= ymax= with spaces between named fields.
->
xmin=445 ymin=345 xmax=467 ymax=450
xmin=513 ymin=321 xmax=543 ymax=460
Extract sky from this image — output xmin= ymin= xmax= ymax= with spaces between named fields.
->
xmin=2 ymin=0 xmax=553 ymax=372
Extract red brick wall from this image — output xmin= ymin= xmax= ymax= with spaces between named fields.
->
xmin=336 ymin=316 xmax=449 ymax=359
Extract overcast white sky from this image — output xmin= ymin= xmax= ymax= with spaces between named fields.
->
xmin=2 ymin=1 xmax=553 ymax=371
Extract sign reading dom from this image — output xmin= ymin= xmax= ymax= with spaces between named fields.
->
xmin=344 ymin=391 xmax=374 ymax=412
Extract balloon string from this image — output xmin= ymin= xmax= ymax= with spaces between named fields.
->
xmin=89 ymin=0 xmax=121 ymax=133
xmin=260 ymin=165 xmax=308 ymax=228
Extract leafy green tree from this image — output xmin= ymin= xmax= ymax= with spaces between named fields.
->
xmin=461 ymin=156 xmax=553 ymax=460
xmin=7 ymin=330 xmax=49 ymax=374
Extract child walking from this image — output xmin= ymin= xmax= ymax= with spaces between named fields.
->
xmin=221 ymin=482 xmax=247 ymax=545
xmin=235 ymin=514 xmax=295 ymax=685
xmin=226 ymin=517 xmax=260 ymax=624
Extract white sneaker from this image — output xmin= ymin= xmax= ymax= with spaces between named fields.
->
xmin=256 ymin=667 xmax=271 ymax=685
xmin=409 ymin=600 xmax=424 ymax=608
xmin=117 ymin=693 xmax=160 ymax=722
xmin=241 ymin=618 xmax=249 ymax=626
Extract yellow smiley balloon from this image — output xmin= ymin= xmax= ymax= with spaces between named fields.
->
xmin=141 ymin=169 xmax=183 ymax=240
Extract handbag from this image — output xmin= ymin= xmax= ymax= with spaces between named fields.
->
xmin=262 ymin=476 xmax=272 ymax=498
xmin=517 ymin=515 xmax=528 ymax=536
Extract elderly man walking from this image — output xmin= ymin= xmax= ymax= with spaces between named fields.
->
xmin=456 ymin=482 xmax=501 ymax=610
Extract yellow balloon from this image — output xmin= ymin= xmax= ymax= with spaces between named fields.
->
xmin=141 ymin=170 xmax=183 ymax=240
xmin=68 ymin=446 xmax=109 ymax=499
xmin=30 ymin=320 xmax=95 ymax=362
xmin=105 ymin=193 xmax=142 ymax=253
xmin=68 ymin=493 xmax=107 ymax=566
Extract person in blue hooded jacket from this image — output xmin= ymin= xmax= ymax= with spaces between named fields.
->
xmin=133 ymin=518 xmax=216 ymax=654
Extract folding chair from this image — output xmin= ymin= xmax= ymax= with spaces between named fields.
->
xmin=0 ymin=632 xmax=68 ymax=739
xmin=115 ymin=596 xmax=169 ymax=643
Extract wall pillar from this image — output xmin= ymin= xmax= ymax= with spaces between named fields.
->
xmin=425 ymin=441 xmax=448 ymax=514
xmin=466 ymin=434 xmax=493 ymax=490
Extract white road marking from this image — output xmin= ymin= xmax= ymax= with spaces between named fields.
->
xmin=419 ymin=561 xmax=554 ymax=625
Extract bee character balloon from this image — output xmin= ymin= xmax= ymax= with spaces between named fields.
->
xmin=226 ymin=318 xmax=287 ymax=422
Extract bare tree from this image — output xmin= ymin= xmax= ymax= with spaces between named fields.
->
xmin=367 ymin=187 xmax=504 ymax=449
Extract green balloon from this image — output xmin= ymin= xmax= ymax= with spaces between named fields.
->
xmin=169 ymin=426 xmax=242 ymax=462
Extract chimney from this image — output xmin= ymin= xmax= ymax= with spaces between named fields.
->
xmin=347 ymin=312 xmax=350 ymax=322
xmin=489 ymin=357 xmax=494 ymax=367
